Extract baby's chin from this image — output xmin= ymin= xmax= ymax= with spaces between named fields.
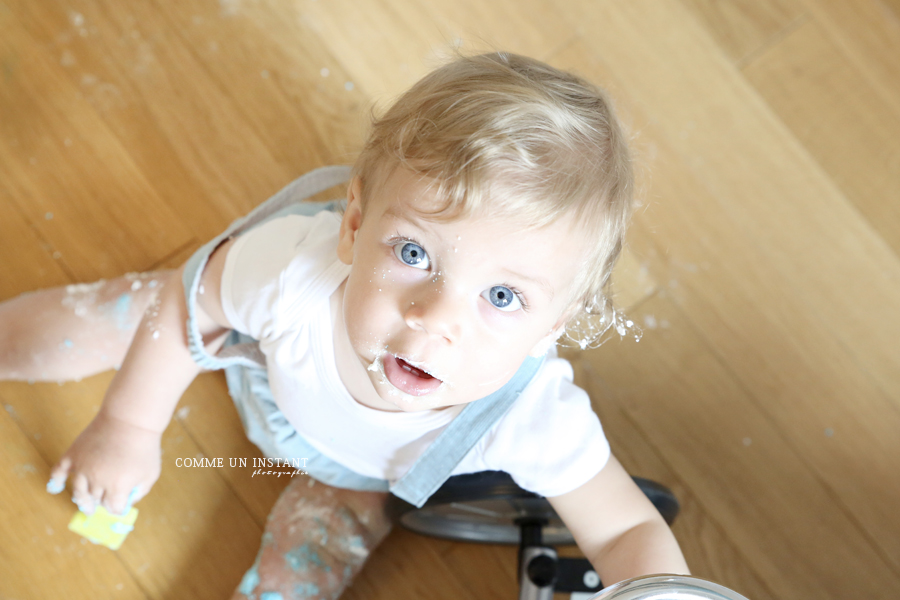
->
xmin=377 ymin=378 xmax=519 ymax=413
xmin=370 ymin=370 xmax=475 ymax=413
xmin=370 ymin=376 xmax=453 ymax=412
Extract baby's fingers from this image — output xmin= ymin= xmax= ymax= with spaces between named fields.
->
xmin=46 ymin=457 xmax=71 ymax=495
xmin=72 ymin=473 xmax=103 ymax=515
xmin=106 ymin=485 xmax=141 ymax=516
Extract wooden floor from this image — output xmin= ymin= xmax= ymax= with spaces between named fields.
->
xmin=2 ymin=0 xmax=899 ymax=598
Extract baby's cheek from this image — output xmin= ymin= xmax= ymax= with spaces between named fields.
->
xmin=476 ymin=297 xmax=530 ymax=332
xmin=462 ymin=349 xmax=521 ymax=391
xmin=344 ymin=285 xmax=394 ymax=345
xmin=345 ymin=304 xmax=385 ymax=348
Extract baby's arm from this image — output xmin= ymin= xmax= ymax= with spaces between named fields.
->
xmin=547 ymin=455 xmax=689 ymax=587
xmin=50 ymin=239 xmax=237 ymax=515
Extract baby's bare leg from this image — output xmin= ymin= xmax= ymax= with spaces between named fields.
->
xmin=0 ymin=272 xmax=173 ymax=382
xmin=233 ymin=478 xmax=393 ymax=600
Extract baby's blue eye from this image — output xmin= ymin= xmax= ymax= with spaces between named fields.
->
xmin=483 ymin=286 xmax=522 ymax=312
xmin=394 ymin=241 xmax=430 ymax=269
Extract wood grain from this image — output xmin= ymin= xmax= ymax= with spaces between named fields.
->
xmin=564 ymin=348 xmax=777 ymax=600
xmin=0 ymin=406 xmax=147 ymax=599
xmin=1 ymin=374 xmax=264 ymax=599
xmin=0 ymin=13 xmax=191 ymax=281
xmin=554 ymin=1 xmax=900 ymax=570
xmin=2 ymin=0 xmax=899 ymax=597
xmin=743 ymin=19 xmax=900 ymax=258
xmin=678 ymin=0 xmax=805 ymax=64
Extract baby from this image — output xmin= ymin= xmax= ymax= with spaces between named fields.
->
xmin=1 ymin=52 xmax=688 ymax=597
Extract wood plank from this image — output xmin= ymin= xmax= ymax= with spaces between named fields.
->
xmin=0 ymin=374 xmax=265 ymax=599
xmin=678 ymin=0 xmax=805 ymax=64
xmin=0 ymin=192 xmax=72 ymax=299
xmin=435 ymin=539 xmax=519 ymax=600
xmin=883 ymin=0 xmax=900 ymax=19
xmin=6 ymin=0 xmax=322 ymax=242
xmin=1 ymin=0 xmax=224 ymax=248
xmin=419 ymin=0 xmax=577 ymax=59
xmin=742 ymin=20 xmax=900 ymax=260
xmin=299 ymin=0 xmax=577 ymax=101
xmin=573 ymin=292 xmax=896 ymax=598
xmin=612 ymin=248 xmax=660 ymax=313
xmin=0 ymin=13 xmax=193 ymax=281
xmin=563 ymin=348 xmax=776 ymax=600
xmin=147 ymin=0 xmax=367 ymax=180
xmin=554 ymin=2 xmax=900 ymax=573
xmin=798 ymin=0 xmax=900 ymax=115
xmin=0 ymin=406 xmax=147 ymax=599
xmin=344 ymin=528 xmax=481 ymax=600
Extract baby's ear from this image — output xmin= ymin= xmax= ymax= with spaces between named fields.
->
xmin=528 ymin=304 xmax=582 ymax=357
xmin=337 ymin=177 xmax=364 ymax=265
xmin=346 ymin=175 xmax=362 ymax=205
xmin=528 ymin=325 xmax=566 ymax=358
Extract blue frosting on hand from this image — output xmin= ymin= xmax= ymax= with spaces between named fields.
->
xmin=123 ymin=486 xmax=140 ymax=513
xmin=110 ymin=522 xmax=134 ymax=534
xmin=73 ymin=497 xmax=93 ymax=514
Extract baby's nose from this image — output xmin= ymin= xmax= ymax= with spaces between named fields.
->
xmin=403 ymin=287 xmax=463 ymax=344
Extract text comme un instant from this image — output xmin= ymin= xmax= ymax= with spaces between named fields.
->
xmin=175 ymin=457 xmax=309 ymax=477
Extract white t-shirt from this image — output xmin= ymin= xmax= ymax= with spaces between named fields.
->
xmin=220 ymin=211 xmax=610 ymax=497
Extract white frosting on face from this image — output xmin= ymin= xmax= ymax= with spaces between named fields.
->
xmin=365 ymin=344 xmax=388 ymax=380
xmin=366 ymin=352 xmax=402 ymax=398
xmin=365 ymin=344 xmax=453 ymax=404
xmin=338 ymin=167 xmax=587 ymax=411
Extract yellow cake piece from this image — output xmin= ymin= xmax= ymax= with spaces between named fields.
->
xmin=68 ymin=506 xmax=139 ymax=550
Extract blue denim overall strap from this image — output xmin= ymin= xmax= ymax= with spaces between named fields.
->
xmin=181 ymin=165 xmax=545 ymax=506
xmin=182 ymin=165 xmax=352 ymax=370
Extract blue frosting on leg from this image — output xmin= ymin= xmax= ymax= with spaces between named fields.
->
xmin=293 ymin=582 xmax=320 ymax=597
xmin=259 ymin=593 xmax=284 ymax=600
xmin=284 ymin=543 xmax=325 ymax=573
xmin=313 ymin=516 xmax=328 ymax=546
xmin=238 ymin=554 xmax=262 ymax=596
xmin=113 ymin=293 xmax=133 ymax=331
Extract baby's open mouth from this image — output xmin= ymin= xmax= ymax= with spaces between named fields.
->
xmin=398 ymin=358 xmax=434 ymax=379
xmin=383 ymin=354 xmax=443 ymax=396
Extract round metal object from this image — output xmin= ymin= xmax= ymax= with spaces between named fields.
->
xmin=587 ymin=575 xmax=751 ymax=600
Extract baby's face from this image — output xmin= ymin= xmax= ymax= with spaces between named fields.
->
xmin=336 ymin=167 xmax=587 ymax=412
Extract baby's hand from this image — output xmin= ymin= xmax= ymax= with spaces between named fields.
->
xmin=47 ymin=411 xmax=161 ymax=516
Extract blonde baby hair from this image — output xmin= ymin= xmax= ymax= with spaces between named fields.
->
xmin=352 ymin=52 xmax=636 ymax=347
